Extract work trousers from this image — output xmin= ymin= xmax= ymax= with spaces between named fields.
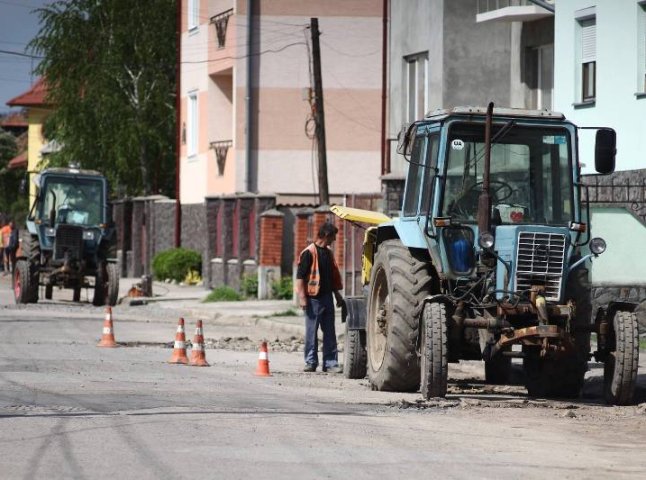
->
xmin=304 ymin=294 xmax=338 ymax=369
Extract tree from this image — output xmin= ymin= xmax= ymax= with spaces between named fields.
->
xmin=29 ymin=0 xmax=176 ymax=197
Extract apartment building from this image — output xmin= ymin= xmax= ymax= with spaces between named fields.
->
xmin=179 ymin=0 xmax=383 ymax=204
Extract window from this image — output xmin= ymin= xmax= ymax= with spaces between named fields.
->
xmin=402 ymin=136 xmax=426 ymax=216
xmin=528 ymin=44 xmax=554 ymax=110
xmin=188 ymin=92 xmax=198 ymax=157
xmin=638 ymin=2 xmax=646 ymax=92
xmin=442 ymin=123 xmax=573 ymax=226
xmin=188 ymin=0 xmax=199 ymax=31
xmin=578 ymin=16 xmax=596 ymax=102
xmin=404 ymin=52 xmax=428 ymax=123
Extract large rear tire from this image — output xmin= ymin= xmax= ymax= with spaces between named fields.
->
xmin=366 ymin=240 xmax=433 ymax=392
xmin=420 ymin=302 xmax=448 ymax=399
xmin=604 ymin=310 xmax=639 ymax=405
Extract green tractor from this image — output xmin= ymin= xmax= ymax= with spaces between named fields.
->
xmin=335 ymin=104 xmax=639 ymax=405
xmin=13 ymin=168 xmax=119 ymax=306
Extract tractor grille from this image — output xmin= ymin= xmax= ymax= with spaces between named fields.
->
xmin=515 ymin=231 xmax=566 ymax=302
xmin=54 ymin=224 xmax=84 ymax=262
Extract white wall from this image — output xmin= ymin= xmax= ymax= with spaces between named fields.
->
xmin=554 ymin=0 xmax=646 ymax=173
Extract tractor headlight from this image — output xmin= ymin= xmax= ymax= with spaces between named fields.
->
xmin=590 ymin=237 xmax=606 ymax=255
xmin=45 ymin=227 xmax=56 ymax=237
xmin=83 ymin=230 xmax=95 ymax=241
xmin=478 ymin=231 xmax=495 ymax=250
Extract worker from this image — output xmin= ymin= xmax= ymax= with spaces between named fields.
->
xmin=295 ymin=222 xmax=345 ymax=373
xmin=1 ymin=220 xmax=12 ymax=275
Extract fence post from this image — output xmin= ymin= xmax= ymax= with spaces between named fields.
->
xmin=258 ymin=209 xmax=284 ymax=299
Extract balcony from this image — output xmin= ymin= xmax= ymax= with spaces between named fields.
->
xmin=476 ymin=0 xmax=554 ymax=23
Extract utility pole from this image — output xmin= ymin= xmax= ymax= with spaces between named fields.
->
xmin=310 ymin=18 xmax=329 ymax=206
xmin=174 ymin=0 xmax=182 ymax=247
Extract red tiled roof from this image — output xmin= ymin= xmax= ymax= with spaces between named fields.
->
xmin=0 ymin=111 xmax=28 ymax=128
xmin=7 ymin=151 xmax=27 ymax=169
xmin=6 ymin=78 xmax=50 ymax=107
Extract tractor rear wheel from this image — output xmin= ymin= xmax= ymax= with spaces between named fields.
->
xmin=604 ymin=310 xmax=639 ymax=405
xmin=45 ymin=284 xmax=53 ymax=300
xmin=366 ymin=240 xmax=433 ymax=392
xmin=106 ymin=263 xmax=119 ymax=306
xmin=420 ymin=302 xmax=448 ymax=399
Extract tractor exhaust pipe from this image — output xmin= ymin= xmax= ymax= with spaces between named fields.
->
xmin=477 ymin=102 xmax=494 ymax=235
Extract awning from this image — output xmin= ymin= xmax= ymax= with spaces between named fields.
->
xmin=7 ymin=151 xmax=27 ymax=169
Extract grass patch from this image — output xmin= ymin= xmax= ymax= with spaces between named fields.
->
xmin=270 ymin=308 xmax=299 ymax=317
xmin=640 ymin=336 xmax=646 ymax=351
xmin=203 ymin=286 xmax=242 ymax=302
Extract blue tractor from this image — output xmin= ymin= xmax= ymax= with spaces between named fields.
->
xmin=335 ymin=104 xmax=639 ymax=405
xmin=13 ymin=168 xmax=119 ymax=306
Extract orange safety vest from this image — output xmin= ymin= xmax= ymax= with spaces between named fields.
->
xmin=301 ymin=243 xmax=343 ymax=297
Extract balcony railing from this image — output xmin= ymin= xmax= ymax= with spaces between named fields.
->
xmin=477 ymin=0 xmax=554 ymax=15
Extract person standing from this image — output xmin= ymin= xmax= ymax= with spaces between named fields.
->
xmin=295 ymin=222 xmax=345 ymax=373
xmin=1 ymin=220 xmax=11 ymax=275
xmin=5 ymin=221 xmax=18 ymax=274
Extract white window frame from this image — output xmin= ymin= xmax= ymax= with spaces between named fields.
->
xmin=188 ymin=0 xmax=199 ymax=31
xmin=638 ymin=1 xmax=646 ymax=93
xmin=575 ymin=9 xmax=596 ymax=103
xmin=188 ymin=91 xmax=198 ymax=158
xmin=531 ymin=44 xmax=554 ymax=110
xmin=404 ymin=52 xmax=429 ymax=123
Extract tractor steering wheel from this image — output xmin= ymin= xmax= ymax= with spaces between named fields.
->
xmin=448 ymin=180 xmax=514 ymax=218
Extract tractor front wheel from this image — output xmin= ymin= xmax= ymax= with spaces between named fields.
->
xmin=14 ymin=260 xmax=38 ymax=304
xmin=604 ymin=310 xmax=639 ymax=405
xmin=420 ymin=302 xmax=448 ymax=399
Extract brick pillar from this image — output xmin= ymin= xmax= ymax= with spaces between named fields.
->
xmin=293 ymin=208 xmax=314 ymax=264
xmin=258 ymin=209 xmax=284 ymax=299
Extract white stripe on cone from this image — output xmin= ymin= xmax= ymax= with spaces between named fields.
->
xmin=103 ymin=327 xmax=112 ymax=334
xmin=258 ymin=352 xmax=268 ymax=360
xmin=174 ymin=341 xmax=186 ymax=349
xmin=193 ymin=344 xmax=204 ymax=352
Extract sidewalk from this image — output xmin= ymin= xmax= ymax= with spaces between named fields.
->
xmin=118 ymin=277 xmax=345 ymax=338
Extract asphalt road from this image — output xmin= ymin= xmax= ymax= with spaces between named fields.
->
xmin=1 ymin=275 xmax=646 ymax=479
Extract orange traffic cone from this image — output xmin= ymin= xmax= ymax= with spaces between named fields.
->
xmin=189 ymin=320 xmax=209 ymax=367
xmin=255 ymin=341 xmax=271 ymax=376
xmin=168 ymin=317 xmax=189 ymax=364
xmin=97 ymin=307 xmax=118 ymax=347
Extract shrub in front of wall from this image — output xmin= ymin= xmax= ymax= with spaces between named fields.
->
xmin=203 ymin=286 xmax=242 ymax=302
xmin=241 ymin=274 xmax=259 ymax=299
xmin=271 ymin=276 xmax=293 ymax=300
xmin=152 ymin=248 xmax=202 ymax=283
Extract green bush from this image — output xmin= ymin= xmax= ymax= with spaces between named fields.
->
xmin=271 ymin=276 xmax=293 ymax=300
xmin=203 ymin=285 xmax=242 ymax=302
xmin=151 ymin=247 xmax=201 ymax=283
xmin=240 ymin=274 xmax=258 ymax=298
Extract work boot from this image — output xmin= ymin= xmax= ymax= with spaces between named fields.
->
xmin=322 ymin=365 xmax=343 ymax=374
xmin=303 ymin=364 xmax=317 ymax=372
